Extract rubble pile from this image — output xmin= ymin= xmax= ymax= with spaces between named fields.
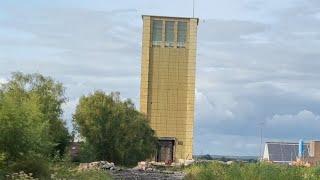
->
xmin=78 ymin=160 xmax=191 ymax=179
xmin=109 ymin=161 xmax=191 ymax=179
xmin=78 ymin=161 xmax=117 ymax=171
xmin=133 ymin=161 xmax=155 ymax=171
xmin=111 ymin=169 xmax=186 ymax=180
xmin=133 ymin=160 xmax=195 ymax=171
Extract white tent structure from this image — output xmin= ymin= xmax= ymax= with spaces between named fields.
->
xmin=263 ymin=142 xmax=309 ymax=164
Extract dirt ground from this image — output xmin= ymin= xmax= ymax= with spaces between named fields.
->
xmin=110 ymin=169 xmax=186 ymax=180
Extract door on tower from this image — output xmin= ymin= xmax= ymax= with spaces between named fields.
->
xmin=157 ymin=138 xmax=175 ymax=163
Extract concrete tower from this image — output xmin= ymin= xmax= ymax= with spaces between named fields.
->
xmin=140 ymin=15 xmax=198 ymax=162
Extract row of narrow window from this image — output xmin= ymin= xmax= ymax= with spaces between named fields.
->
xmin=152 ymin=20 xmax=187 ymax=47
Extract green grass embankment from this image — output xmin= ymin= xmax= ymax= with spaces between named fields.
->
xmin=184 ymin=161 xmax=320 ymax=180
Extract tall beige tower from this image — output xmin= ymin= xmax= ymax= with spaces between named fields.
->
xmin=140 ymin=15 xmax=198 ymax=162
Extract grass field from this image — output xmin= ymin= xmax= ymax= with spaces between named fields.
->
xmin=184 ymin=161 xmax=320 ymax=180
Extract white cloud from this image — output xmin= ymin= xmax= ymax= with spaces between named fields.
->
xmin=196 ymin=89 xmax=237 ymax=123
xmin=265 ymin=110 xmax=320 ymax=139
xmin=269 ymin=110 xmax=320 ymax=124
xmin=198 ymin=19 xmax=267 ymax=43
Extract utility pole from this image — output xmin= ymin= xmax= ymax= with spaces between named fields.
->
xmin=258 ymin=121 xmax=265 ymax=161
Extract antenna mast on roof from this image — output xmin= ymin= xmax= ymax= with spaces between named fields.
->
xmin=193 ymin=0 xmax=195 ymax=18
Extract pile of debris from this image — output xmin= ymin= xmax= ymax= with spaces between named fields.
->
xmin=78 ymin=161 xmax=117 ymax=171
xmin=133 ymin=161 xmax=157 ymax=171
xmin=133 ymin=160 xmax=195 ymax=171
xmin=111 ymin=168 xmax=186 ymax=180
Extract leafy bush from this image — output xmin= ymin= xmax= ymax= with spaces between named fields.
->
xmin=0 ymin=73 xmax=71 ymax=178
xmin=50 ymin=162 xmax=111 ymax=180
xmin=0 ymin=72 xmax=70 ymax=161
xmin=10 ymin=156 xmax=51 ymax=179
xmin=78 ymin=141 xmax=97 ymax=163
xmin=7 ymin=171 xmax=37 ymax=180
xmin=73 ymin=91 xmax=158 ymax=166
xmin=184 ymin=161 xmax=320 ymax=180
xmin=0 ymin=153 xmax=6 ymax=177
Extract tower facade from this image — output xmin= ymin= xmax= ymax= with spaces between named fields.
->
xmin=140 ymin=15 xmax=198 ymax=162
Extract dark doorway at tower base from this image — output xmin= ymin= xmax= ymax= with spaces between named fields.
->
xmin=156 ymin=138 xmax=175 ymax=163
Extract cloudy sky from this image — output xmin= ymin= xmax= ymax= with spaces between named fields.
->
xmin=1 ymin=0 xmax=320 ymax=156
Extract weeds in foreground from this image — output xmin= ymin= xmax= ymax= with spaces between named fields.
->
xmin=184 ymin=161 xmax=320 ymax=180
xmin=5 ymin=162 xmax=111 ymax=180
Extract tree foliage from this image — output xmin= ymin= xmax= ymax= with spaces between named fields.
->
xmin=0 ymin=72 xmax=70 ymax=163
xmin=0 ymin=77 xmax=48 ymax=163
xmin=73 ymin=91 xmax=157 ymax=165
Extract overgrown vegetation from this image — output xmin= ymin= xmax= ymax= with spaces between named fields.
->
xmin=50 ymin=162 xmax=112 ymax=180
xmin=73 ymin=91 xmax=158 ymax=166
xmin=0 ymin=72 xmax=157 ymax=178
xmin=0 ymin=72 xmax=70 ymax=178
xmin=5 ymin=162 xmax=111 ymax=180
xmin=184 ymin=161 xmax=320 ymax=180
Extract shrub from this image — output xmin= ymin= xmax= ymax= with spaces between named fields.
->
xmin=10 ymin=156 xmax=50 ymax=179
xmin=73 ymin=91 xmax=158 ymax=166
xmin=78 ymin=141 xmax=97 ymax=163
xmin=50 ymin=162 xmax=111 ymax=180
xmin=184 ymin=161 xmax=320 ymax=180
xmin=6 ymin=171 xmax=36 ymax=180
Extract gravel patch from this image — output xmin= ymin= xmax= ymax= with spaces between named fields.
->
xmin=110 ymin=169 xmax=186 ymax=180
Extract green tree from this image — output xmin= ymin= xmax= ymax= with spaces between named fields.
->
xmin=73 ymin=91 xmax=157 ymax=165
xmin=25 ymin=73 xmax=70 ymax=157
xmin=0 ymin=72 xmax=70 ymax=159
xmin=0 ymin=79 xmax=50 ymax=164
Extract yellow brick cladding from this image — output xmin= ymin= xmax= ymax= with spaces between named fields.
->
xmin=140 ymin=15 xmax=198 ymax=161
